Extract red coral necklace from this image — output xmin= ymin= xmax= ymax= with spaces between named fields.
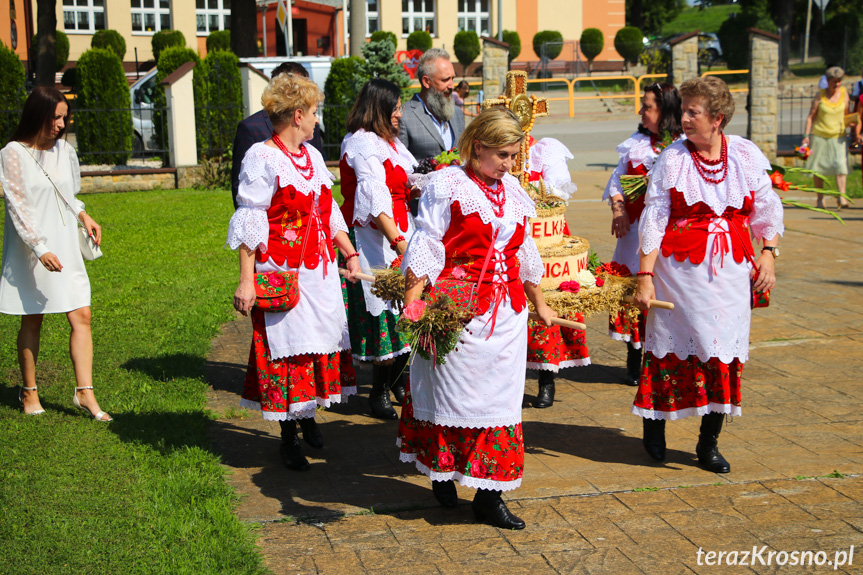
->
xmin=686 ymin=135 xmax=727 ymax=184
xmin=272 ymin=133 xmax=315 ymax=181
xmin=466 ymin=165 xmax=506 ymax=217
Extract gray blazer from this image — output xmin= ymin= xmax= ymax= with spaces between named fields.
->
xmin=398 ymin=95 xmax=465 ymax=160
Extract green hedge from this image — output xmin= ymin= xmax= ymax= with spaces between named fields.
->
xmin=579 ymin=28 xmax=604 ymax=67
xmin=453 ymin=30 xmax=480 ymax=71
xmin=193 ymin=50 xmax=242 ymax=158
xmin=0 ymin=42 xmax=27 ymax=144
xmin=32 ymin=30 xmax=69 ymax=71
xmin=407 ymin=30 xmax=432 ymax=52
xmin=75 ymin=48 xmax=131 ymax=165
xmin=152 ymin=30 xmax=186 ymax=62
xmin=154 ymin=46 xmax=200 ymax=161
xmin=718 ymin=8 xmax=774 ymax=70
xmin=614 ymin=26 xmax=643 ymax=68
xmin=206 ymin=30 xmax=231 ymax=53
xmin=91 ymin=29 xmax=126 ymax=60
xmin=323 ymin=56 xmax=364 ymax=161
xmin=370 ymin=30 xmax=397 ymax=50
xmin=533 ymin=30 xmax=563 ymax=60
xmin=502 ymin=30 xmax=521 ymax=62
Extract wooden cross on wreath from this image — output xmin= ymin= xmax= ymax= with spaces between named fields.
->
xmin=481 ymin=71 xmax=549 ymax=189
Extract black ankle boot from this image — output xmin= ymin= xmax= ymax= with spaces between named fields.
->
xmin=642 ymin=418 xmax=666 ymax=461
xmin=279 ymin=420 xmax=310 ymax=471
xmin=369 ymin=364 xmax=397 ymax=420
xmin=533 ymin=371 xmax=555 ymax=408
xmin=624 ymin=342 xmax=642 ymax=386
xmin=472 ymin=489 xmax=525 ymax=529
xmin=389 ymin=355 xmax=409 ymax=404
xmin=432 ymin=480 xmax=458 ymax=508
xmin=696 ymin=413 xmax=730 ymax=473
xmin=298 ymin=417 xmax=324 ymax=449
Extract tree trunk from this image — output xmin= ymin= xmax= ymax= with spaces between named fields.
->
xmin=35 ymin=0 xmax=56 ymax=87
xmin=231 ymin=0 xmax=259 ymax=58
xmin=776 ymin=0 xmax=794 ymax=77
xmin=630 ymin=0 xmax=643 ymax=30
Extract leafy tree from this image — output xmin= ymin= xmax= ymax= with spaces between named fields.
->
xmin=626 ymin=0 xmax=685 ymax=35
xmin=153 ymin=46 xmax=200 ymax=163
xmin=0 ymin=42 xmax=27 ymax=144
xmin=502 ymin=30 xmax=521 ymax=62
xmin=230 ymin=0 xmax=258 ymax=57
xmin=206 ymin=30 xmax=231 ymax=53
xmin=407 ymin=30 xmax=433 ymax=52
xmin=818 ymin=10 xmax=862 ymax=71
xmin=533 ymin=30 xmax=564 ymax=60
xmin=32 ymin=30 xmax=69 ymax=72
xmin=614 ymin=26 xmax=644 ymax=70
xmin=194 ymin=50 xmax=242 ymax=158
xmin=323 ymin=56 xmax=364 ymax=161
xmin=717 ymin=0 xmax=775 ymax=70
xmin=579 ymin=28 xmax=604 ymax=72
xmin=35 ymin=0 xmax=57 ymax=86
xmin=75 ymin=48 xmax=132 ymax=164
xmin=151 ymin=30 xmax=186 ymax=62
xmin=91 ymin=29 xmax=126 ymax=60
xmin=453 ymin=30 xmax=480 ymax=73
xmin=356 ymin=39 xmax=410 ymax=96
xmin=370 ymin=30 xmax=398 ymax=50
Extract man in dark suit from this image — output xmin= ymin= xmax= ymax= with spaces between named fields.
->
xmin=398 ymin=48 xmax=465 ymax=161
xmin=231 ymin=61 xmax=324 ymax=208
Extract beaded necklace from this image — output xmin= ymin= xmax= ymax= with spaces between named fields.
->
xmin=466 ymin=165 xmax=506 ymax=218
xmin=272 ymin=133 xmax=315 ymax=181
xmin=686 ymin=135 xmax=727 ymax=185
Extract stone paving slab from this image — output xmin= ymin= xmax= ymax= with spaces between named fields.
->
xmin=206 ymin=172 xmax=863 ymax=574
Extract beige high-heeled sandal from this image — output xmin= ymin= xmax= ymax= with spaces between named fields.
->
xmin=19 ymin=386 xmax=46 ymax=416
xmin=73 ymin=386 xmax=112 ymax=422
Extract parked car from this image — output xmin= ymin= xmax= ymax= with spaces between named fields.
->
xmin=129 ymin=68 xmax=159 ymax=156
xmin=654 ymin=32 xmax=723 ymax=67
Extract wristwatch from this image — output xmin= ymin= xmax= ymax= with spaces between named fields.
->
xmin=762 ymin=246 xmax=780 ymax=258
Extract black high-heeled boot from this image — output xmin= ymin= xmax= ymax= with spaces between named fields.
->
xmin=298 ymin=417 xmax=324 ymax=449
xmin=533 ymin=371 xmax=555 ymax=408
xmin=369 ymin=364 xmax=397 ymax=420
xmin=696 ymin=413 xmax=730 ymax=473
xmin=431 ymin=480 xmax=458 ymax=508
xmin=624 ymin=341 xmax=642 ymax=386
xmin=279 ymin=420 xmax=310 ymax=471
xmin=642 ymin=418 xmax=666 ymax=461
xmin=389 ymin=355 xmax=409 ymax=404
xmin=472 ymin=489 xmax=525 ymax=529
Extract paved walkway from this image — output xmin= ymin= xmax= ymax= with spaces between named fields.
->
xmin=205 ymin=172 xmax=863 ymax=574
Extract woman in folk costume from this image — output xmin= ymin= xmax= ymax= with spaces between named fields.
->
xmin=633 ymin=77 xmax=783 ymax=472
xmin=524 ymin=137 xmax=589 ymax=408
xmin=229 ymin=73 xmax=361 ymax=471
xmin=604 ymin=82 xmax=682 ymax=386
xmin=340 ymin=79 xmax=418 ymax=420
xmin=397 ymin=108 xmax=556 ymax=529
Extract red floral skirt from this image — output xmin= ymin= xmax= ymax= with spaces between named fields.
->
xmin=397 ymin=385 xmax=524 ymax=491
xmin=241 ymin=309 xmax=357 ymax=421
xmin=632 ymin=351 xmax=743 ymax=421
xmin=526 ymin=313 xmax=590 ymax=371
xmin=608 ymin=306 xmax=646 ymax=348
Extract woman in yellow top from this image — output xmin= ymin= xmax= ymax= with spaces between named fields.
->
xmin=802 ymin=66 xmax=851 ymax=209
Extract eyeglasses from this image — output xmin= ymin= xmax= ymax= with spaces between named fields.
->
xmin=391 ymin=106 xmax=403 ymax=116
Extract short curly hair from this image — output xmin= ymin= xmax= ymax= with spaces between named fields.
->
xmin=679 ymin=76 xmax=735 ymax=130
xmin=261 ymin=73 xmax=324 ymax=129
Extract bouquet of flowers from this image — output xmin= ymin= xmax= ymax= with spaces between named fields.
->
xmin=397 ymin=295 xmax=472 ymax=367
xmin=794 ymin=145 xmax=811 ymax=160
xmin=618 ymin=173 xmax=651 ymax=203
xmin=769 ymin=165 xmax=852 ymax=223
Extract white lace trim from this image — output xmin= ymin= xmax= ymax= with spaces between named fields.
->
xmin=527 ymin=358 xmax=591 ymax=372
xmin=353 ymin=180 xmax=394 ymax=226
xmin=401 ymin=228 xmax=447 ymax=284
xmin=517 ymin=235 xmax=544 ymax=286
xmin=241 ymin=389 xmax=358 ymax=421
xmin=0 ymin=144 xmax=48 ymax=255
xmin=620 ymin=132 xmax=656 ymax=170
xmin=410 ymin=408 xmax=521 ymax=430
xmin=530 ymin=137 xmax=573 ymax=167
xmin=548 ymin=181 xmax=577 ymax=201
xmin=396 ymin=444 xmax=522 ymax=492
xmin=529 ymin=138 xmax=576 ymax=199
xmin=645 ymin=325 xmax=750 ymax=365
xmin=269 ymin=342 xmax=350 ymax=362
xmin=609 ymin=331 xmax=642 ymax=349
xmin=632 ymin=402 xmax=742 ymax=421
xmin=226 ymin=206 xmax=269 ymax=252
xmin=330 ymin=203 xmax=349 ymax=237
xmin=240 ymin=141 xmax=334 ymax=196
xmin=342 ymin=129 xmax=417 ymax=175
xmin=423 ymin=167 xmax=536 ymax=226
xmin=351 ymin=346 xmax=412 ymax=363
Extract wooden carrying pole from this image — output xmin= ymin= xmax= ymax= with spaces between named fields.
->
xmin=528 ymin=313 xmax=587 ymax=331
xmin=622 ymin=295 xmax=675 ymax=310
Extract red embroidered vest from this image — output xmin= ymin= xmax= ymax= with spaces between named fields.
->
xmin=257 ymin=184 xmax=336 ymax=269
xmin=624 ymin=161 xmax=648 ymax=223
xmin=660 ymin=189 xmax=754 ymax=265
xmin=437 ymin=202 xmax=528 ymax=315
xmin=338 ymin=154 xmax=411 ymax=232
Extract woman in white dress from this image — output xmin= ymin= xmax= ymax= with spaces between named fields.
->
xmin=633 ymin=77 xmax=783 ymax=472
xmin=398 ymin=108 xmax=555 ymax=529
xmin=0 ymin=87 xmax=110 ymax=421
xmin=229 ymin=73 xmax=361 ymax=471
xmin=603 ymin=82 xmax=682 ymax=386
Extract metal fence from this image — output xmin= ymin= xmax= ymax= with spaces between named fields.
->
xmin=777 ymin=84 xmax=817 ymax=153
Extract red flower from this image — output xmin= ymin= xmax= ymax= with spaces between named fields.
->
xmin=268 ymin=272 xmax=285 ymax=287
xmin=438 ymin=451 xmax=455 ymax=469
xmin=470 ymin=460 xmax=486 ymax=478
xmin=268 ymin=387 xmax=284 ymax=403
xmin=595 ymin=262 xmax=632 ymax=277
xmin=769 ymin=170 xmax=790 ymax=192
xmin=403 ymin=299 xmax=427 ymax=321
xmin=595 ymin=277 xmax=605 ymax=287
xmin=451 ymin=266 xmax=467 ymax=279
xmin=559 ymin=281 xmax=580 ymax=293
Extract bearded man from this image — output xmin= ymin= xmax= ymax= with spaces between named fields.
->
xmin=398 ymin=48 xmax=466 ymax=160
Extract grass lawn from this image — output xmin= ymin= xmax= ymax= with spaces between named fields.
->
xmin=784 ymin=166 xmax=863 ymax=200
xmin=0 ymin=188 xmax=265 ymax=574
xmin=662 ymin=5 xmax=741 ymax=36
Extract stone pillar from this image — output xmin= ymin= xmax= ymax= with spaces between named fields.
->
xmin=240 ymin=63 xmax=270 ymax=118
xmin=481 ymin=37 xmax=510 ymax=101
xmin=161 ymin=61 xmax=198 ymax=167
xmin=670 ymin=31 xmax=699 ymax=86
xmin=747 ymin=29 xmax=780 ymax=160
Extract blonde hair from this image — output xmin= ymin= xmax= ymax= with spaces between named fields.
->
xmin=458 ymin=107 xmax=525 ymax=165
xmin=261 ymin=73 xmax=324 ymax=129
xmin=825 ymin=66 xmax=844 ymax=80
xmin=679 ymin=76 xmax=735 ymax=130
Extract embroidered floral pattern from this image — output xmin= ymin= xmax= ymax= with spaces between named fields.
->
xmin=609 ymin=306 xmax=646 ymax=344
xmin=527 ymin=313 xmax=590 ymax=368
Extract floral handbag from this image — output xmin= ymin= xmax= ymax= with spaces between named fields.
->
xmin=730 ymin=220 xmax=770 ymax=309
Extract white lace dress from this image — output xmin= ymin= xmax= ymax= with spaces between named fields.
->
xmin=528 ymin=137 xmax=577 ymax=200
xmin=0 ymin=140 xmax=91 ymax=315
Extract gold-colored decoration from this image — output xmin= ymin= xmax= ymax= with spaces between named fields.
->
xmin=510 ymin=94 xmax=533 ymax=129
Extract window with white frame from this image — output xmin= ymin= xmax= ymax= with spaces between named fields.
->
xmin=131 ymin=0 xmax=171 ymax=34
xmin=346 ymin=0 xmax=379 ymax=38
xmin=402 ymin=0 xmax=435 ymax=37
xmin=62 ymin=0 xmax=106 ymax=34
xmin=457 ymin=0 xmax=489 ymax=37
xmin=196 ymin=0 xmax=231 ymax=35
